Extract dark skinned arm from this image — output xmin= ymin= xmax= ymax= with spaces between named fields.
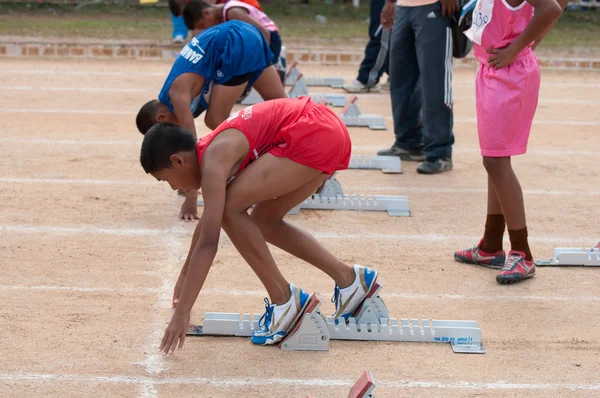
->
xmin=172 ymin=214 xmax=203 ymax=307
xmin=170 ymin=88 xmax=197 ymax=137
xmin=169 ymin=75 xmax=206 ymax=220
xmin=487 ymin=0 xmax=563 ymax=69
xmin=226 ymin=7 xmax=271 ymax=44
xmin=159 ymin=132 xmax=247 ymax=355
xmin=531 ymin=0 xmax=569 ymax=50
xmin=159 ymin=158 xmax=228 ymax=354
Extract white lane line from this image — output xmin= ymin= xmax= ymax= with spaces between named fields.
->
xmin=0 ymin=224 xmax=590 ymax=245
xmin=352 ymin=146 xmax=599 ymax=157
xmin=0 ymin=177 xmax=154 ymax=185
xmin=0 ymin=85 xmax=152 ymax=93
xmin=368 ymin=186 xmax=600 ymax=197
xmin=0 ymin=285 xmax=160 ymax=293
xmin=382 ymin=116 xmax=600 ymax=126
xmin=0 ymin=108 xmax=133 ymax=115
xmin=0 ymin=138 xmax=138 ymax=145
xmin=2 ymin=285 xmax=599 ymax=303
xmin=0 ymin=372 xmax=599 ymax=391
xmin=0 ymin=225 xmax=169 ymax=236
xmin=0 ymin=69 xmax=167 ymax=77
xmin=311 ymin=232 xmax=591 ymax=245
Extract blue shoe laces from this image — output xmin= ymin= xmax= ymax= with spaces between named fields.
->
xmin=331 ymin=285 xmax=340 ymax=311
xmin=258 ymin=298 xmax=274 ymax=331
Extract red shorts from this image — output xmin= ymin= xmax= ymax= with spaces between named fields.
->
xmin=268 ymin=101 xmax=352 ymax=175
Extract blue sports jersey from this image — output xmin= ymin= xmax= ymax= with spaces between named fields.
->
xmin=158 ymin=20 xmax=274 ymax=116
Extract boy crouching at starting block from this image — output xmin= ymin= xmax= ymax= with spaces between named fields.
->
xmin=140 ymin=96 xmax=381 ymax=354
xmin=136 ymin=20 xmax=286 ymax=220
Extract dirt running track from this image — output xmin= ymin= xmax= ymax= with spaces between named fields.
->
xmin=1 ymin=58 xmax=599 ymax=398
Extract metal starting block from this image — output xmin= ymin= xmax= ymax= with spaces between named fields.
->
xmin=348 ymin=155 xmax=402 ymax=174
xmin=284 ymin=61 xmax=345 ymax=88
xmin=307 ymin=370 xmax=376 ymax=398
xmin=339 ymin=96 xmax=387 ymax=130
xmin=288 ymin=173 xmax=410 ymax=217
xmin=187 ymin=286 xmax=486 ymax=354
xmin=535 ymin=247 xmax=600 ymax=267
xmin=240 ymin=73 xmax=348 ymax=107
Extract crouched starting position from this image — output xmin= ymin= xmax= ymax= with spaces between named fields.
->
xmin=140 ymin=96 xmax=381 ymax=354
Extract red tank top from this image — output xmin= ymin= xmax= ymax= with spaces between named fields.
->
xmin=195 ymin=96 xmax=312 ymax=177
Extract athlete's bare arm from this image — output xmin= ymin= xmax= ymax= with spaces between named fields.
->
xmin=160 ymin=129 xmax=249 ymax=355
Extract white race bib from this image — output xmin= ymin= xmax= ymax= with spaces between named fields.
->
xmin=464 ymin=0 xmax=494 ymax=46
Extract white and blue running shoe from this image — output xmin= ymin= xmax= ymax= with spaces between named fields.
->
xmin=251 ymin=283 xmax=310 ymax=345
xmin=331 ymin=264 xmax=379 ymax=321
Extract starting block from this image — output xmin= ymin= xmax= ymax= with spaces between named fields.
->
xmin=338 ymin=96 xmax=387 ymax=130
xmin=288 ymin=173 xmax=410 ymax=217
xmin=240 ymin=73 xmax=348 ymax=107
xmin=284 ymin=61 xmax=345 ymax=88
xmin=306 ymin=370 xmax=376 ymax=398
xmin=348 ymin=155 xmax=402 ymax=174
xmin=187 ymin=284 xmax=485 ymax=354
xmin=535 ymin=247 xmax=600 ymax=266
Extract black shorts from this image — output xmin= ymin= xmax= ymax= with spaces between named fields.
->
xmin=221 ymin=71 xmax=255 ymax=86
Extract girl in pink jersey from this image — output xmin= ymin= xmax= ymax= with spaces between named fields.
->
xmin=454 ymin=0 xmax=567 ymax=284
xmin=182 ymin=0 xmax=282 ymax=64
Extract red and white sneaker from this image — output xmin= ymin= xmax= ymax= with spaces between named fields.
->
xmin=496 ymin=251 xmax=536 ymax=284
xmin=454 ymin=239 xmax=506 ymax=269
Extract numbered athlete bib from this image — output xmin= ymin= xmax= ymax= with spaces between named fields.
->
xmin=464 ymin=0 xmax=494 ymax=45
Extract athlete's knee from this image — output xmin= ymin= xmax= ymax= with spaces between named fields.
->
xmin=483 ymin=156 xmax=510 ymax=175
xmin=204 ymin=112 xmax=226 ymax=130
xmin=250 ymin=205 xmax=285 ymax=240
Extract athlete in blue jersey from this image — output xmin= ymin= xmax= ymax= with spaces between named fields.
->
xmin=135 ymin=20 xmax=286 ymax=221
xmin=136 ymin=20 xmax=285 ymax=136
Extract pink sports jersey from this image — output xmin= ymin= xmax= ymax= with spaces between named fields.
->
xmin=223 ymin=0 xmax=279 ymax=32
xmin=465 ymin=0 xmax=534 ymax=65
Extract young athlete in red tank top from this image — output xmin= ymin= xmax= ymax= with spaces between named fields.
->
xmin=140 ymin=97 xmax=381 ymax=354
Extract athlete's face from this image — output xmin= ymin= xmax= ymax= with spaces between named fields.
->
xmin=151 ymin=154 xmax=201 ymax=191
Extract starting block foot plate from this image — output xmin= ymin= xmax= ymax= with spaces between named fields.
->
xmin=347 ymin=370 xmax=376 ymax=398
xmin=348 ymin=155 xmax=402 ymax=174
xmin=535 ymin=247 xmax=600 ymax=267
xmin=280 ymin=294 xmax=330 ymax=351
xmin=339 ymin=95 xmax=387 ymax=130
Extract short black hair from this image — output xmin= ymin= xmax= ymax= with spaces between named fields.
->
xmin=168 ymin=0 xmax=183 ymax=17
xmin=182 ymin=1 xmax=212 ymax=30
xmin=136 ymin=99 xmax=162 ymax=135
xmin=140 ymin=123 xmax=197 ymax=174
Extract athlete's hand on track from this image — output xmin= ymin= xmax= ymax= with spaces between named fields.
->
xmin=160 ymin=311 xmax=190 ymax=355
xmin=179 ymin=193 xmax=200 ymax=222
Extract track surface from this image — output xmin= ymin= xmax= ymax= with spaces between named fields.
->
xmin=1 ymin=59 xmax=600 ymax=397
